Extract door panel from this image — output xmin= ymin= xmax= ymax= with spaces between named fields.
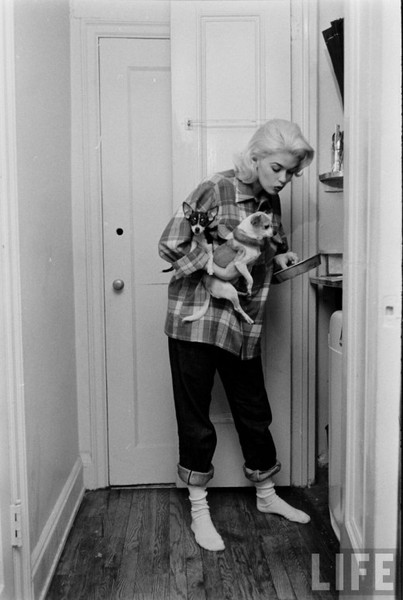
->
xmin=100 ymin=38 xmax=177 ymax=485
xmin=171 ymin=0 xmax=291 ymax=198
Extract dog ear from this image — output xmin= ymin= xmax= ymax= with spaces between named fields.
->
xmin=250 ymin=213 xmax=263 ymax=227
xmin=182 ymin=202 xmax=193 ymax=219
xmin=207 ymin=205 xmax=219 ymax=222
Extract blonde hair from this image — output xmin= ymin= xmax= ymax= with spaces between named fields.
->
xmin=233 ymin=119 xmax=314 ymax=183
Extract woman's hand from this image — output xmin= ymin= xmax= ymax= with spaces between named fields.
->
xmin=273 ymin=251 xmax=299 ymax=270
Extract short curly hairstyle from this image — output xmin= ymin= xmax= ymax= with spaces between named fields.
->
xmin=233 ymin=119 xmax=314 ymax=183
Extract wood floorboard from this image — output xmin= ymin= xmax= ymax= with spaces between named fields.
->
xmin=169 ymin=490 xmax=188 ymax=600
xmin=91 ymin=490 xmax=134 ymax=600
xmin=215 ymin=490 xmax=278 ymax=600
xmin=130 ymin=490 xmax=170 ymax=599
xmin=75 ymin=490 xmax=126 ymax=600
xmin=207 ymin=490 xmax=246 ymax=600
xmin=111 ymin=489 xmax=147 ymax=599
xmin=46 ymin=473 xmax=339 ymax=600
xmin=47 ymin=490 xmax=111 ymax=600
xmin=275 ymin=519 xmax=319 ymax=600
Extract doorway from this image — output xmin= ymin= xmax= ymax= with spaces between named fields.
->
xmin=73 ymin=1 xmax=315 ymax=490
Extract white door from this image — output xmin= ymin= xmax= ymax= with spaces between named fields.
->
xmin=99 ymin=37 xmax=177 ymax=485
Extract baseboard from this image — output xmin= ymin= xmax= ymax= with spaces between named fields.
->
xmin=31 ymin=457 xmax=85 ymax=600
xmin=80 ymin=450 xmax=96 ymax=489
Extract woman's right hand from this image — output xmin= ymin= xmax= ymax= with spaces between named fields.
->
xmin=273 ymin=251 xmax=298 ymax=270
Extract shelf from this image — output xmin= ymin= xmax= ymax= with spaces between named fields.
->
xmin=319 ymin=171 xmax=343 ymax=190
xmin=310 ymin=275 xmax=343 ymax=288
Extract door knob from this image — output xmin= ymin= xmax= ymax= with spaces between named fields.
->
xmin=112 ymin=279 xmax=125 ymax=291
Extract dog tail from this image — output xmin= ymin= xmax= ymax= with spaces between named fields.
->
xmin=182 ymin=297 xmax=210 ymax=322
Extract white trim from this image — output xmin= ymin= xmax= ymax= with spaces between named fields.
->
xmin=71 ymin=13 xmax=170 ymax=489
xmin=289 ymin=0 xmax=319 ymax=486
xmin=71 ymin=0 xmax=171 ymax=23
xmin=342 ymin=0 xmax=401 ymax=562
xmin=71 ymin=17 xmax=109 ymax=490
xmin=0 ymin=1 xmax=32 ymax=597
xmin=32 ymin=459 xmax=84 ymax=600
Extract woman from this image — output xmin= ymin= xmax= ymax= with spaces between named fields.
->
xmin=158 ymin=119 xmax=314 ymax=552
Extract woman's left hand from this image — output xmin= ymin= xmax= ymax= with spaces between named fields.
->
xmin=273 ymin=251 xmax=299 ymax=270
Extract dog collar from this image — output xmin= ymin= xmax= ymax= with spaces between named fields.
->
xmin=233 ymin=228 xmax=265 ymax=248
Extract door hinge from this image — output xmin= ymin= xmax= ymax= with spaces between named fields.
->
xmin=10 ymin=501 xmax=22 ymax=547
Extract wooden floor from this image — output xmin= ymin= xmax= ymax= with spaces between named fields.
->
xmin=47 ymin=474 xmax=339 ymax=600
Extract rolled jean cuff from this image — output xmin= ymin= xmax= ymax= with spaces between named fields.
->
xmin=177 ymin=463 xmax=214 ymax=487
xmin=243 ymin=461 xmax=281 ymax=483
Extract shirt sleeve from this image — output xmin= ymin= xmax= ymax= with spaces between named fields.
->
xmin=269 ymin=195 xmax=289 ymax=254
xmin=272 ymin=223 xmax=289 ymax=254
xmin=158 ymin=182 xmax=217 ymax=279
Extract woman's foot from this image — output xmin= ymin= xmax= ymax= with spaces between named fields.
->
xmin=255 ymin=478 xmax=310 ymax=524
xmin=188 ymin=486 xmax=225 ymax=551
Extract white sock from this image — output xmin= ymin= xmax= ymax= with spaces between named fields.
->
xmin=255 ymin=478 xmax=310 ymax=524
xmin=188 ymin=486 xmax=225 ymax=551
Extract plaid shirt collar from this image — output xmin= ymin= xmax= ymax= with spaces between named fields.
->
xmin=235 ymin=177 xmax=277 ymax=212
xmin=235 ymin=177 xmax=262 ymax=204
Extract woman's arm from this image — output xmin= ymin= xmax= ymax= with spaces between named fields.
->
xmin=269 ymin=197 xmax=298 ymax=268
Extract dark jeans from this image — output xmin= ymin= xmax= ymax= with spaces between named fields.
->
xmin=168 ymin=338 xmax=278 ymax=480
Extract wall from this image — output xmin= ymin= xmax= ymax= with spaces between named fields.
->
xmin=13 ymin=0 xmax=83 ymax=595
xmin=315 ymin=0 xmax=344 ymax=466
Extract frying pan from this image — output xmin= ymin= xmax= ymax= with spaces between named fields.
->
xmin=272 ymin=254 xmax=321 ymax=283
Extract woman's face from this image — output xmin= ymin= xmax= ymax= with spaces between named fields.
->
xmin=255 ymin=151 xmax=300 ymax=194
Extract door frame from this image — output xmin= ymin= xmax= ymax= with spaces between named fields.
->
xmin=341 ymin=0 xmax=401 ymax=575
xmin=71 ymin=0 xmax=318 ymax=490
xmin=0 ymin=1 xmax=32 ymax=597
xmin=71 ymin=5 xmax=171 ymax=489
xmin=289 ymin=0 xmax=319 ymax=486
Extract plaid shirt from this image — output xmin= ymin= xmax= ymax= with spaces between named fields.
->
xmin=158 ymin=170 xmax=288 ymax=359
